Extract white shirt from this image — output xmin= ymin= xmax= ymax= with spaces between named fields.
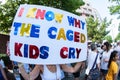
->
xmin=100 ymin=49 xmax=113 ymax=70
xmin=87 ymin=51 xmax=100 ymax=70
xmin=85 ymin=51 xmax=100 ymax=75
xmin=41 ymin=65 xmax=62 ymax=80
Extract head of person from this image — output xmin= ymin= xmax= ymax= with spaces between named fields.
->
xmin=117 ymin=40 xmax=120 ymax=46
xmin=91 ymin=43 xmax=97 ymax=51
xmin=101 ymin=45 xmax=105 ymax=50
xmin=88 ymin=44 xmax=91 ymax=49
xmin=108 ymin=50 xmax=119 ymax=68
xmin=103 ymin=41 xmax=110 ymax=52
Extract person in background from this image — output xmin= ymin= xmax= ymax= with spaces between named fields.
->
xmin=114 ymin=41 xmax=120 ymax=57
xmin=85 ymin=43 xmax=100 ymax=80
xmin=99 ymin=45 xmax=105 ymax=60
xmin=106 ymin=50 xmax=119 ymax=80
xmin=0 ymin=58 xmax=8 ymax=80
xmin=100 ymin=41 xmax=113 ymax=80
xmin=114 ymin=40 xmax=120 ymax=79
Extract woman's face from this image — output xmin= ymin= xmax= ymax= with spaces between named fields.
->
xmin=114 ymin=53 xmax=119 ymax=61
xmin=103 ymin=45 xmax=106 ymax=50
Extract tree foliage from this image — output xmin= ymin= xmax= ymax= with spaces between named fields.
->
xmin=108 ymin=0 xmax=120 ymax=18
xmin=115 ymin=32 xmax=120 ymax=41
xmin=86 ymin=17 xmax=99 ymax=42
xmin=86 ymin=17 xmax=111 ymax=43
xmin=104 ymin=35 xmax=113 ymax=43
xmin=0 ymin=0 xmax=84 ymax=33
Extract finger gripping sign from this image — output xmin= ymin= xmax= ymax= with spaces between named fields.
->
xmin=10 ymin=4 xmax=87 ymax=64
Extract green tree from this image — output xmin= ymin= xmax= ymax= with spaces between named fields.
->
xmin=104 ymin=35 xmax=113 ymax=43
xmin=115 ymin=32 xmax=120 ymax=41
xmin=86 ymin=16 xmax=99 ymax=42
xmin=86 ymin=17 xmax=111 ymax=42
xmin=108 ymin=0 xmax=120 ymax=19
xmin=99 ymin=17 xmax=111 ymax=37
xmin=0 ymin=0 xmax=84 ymax=33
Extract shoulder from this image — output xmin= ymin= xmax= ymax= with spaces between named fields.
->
xmin=35 ymin=65 xmax=43 ymax=70
xmin=111 ymin=61 xmax=118 ymax=68
xmin=111 ymin=61 xmax=119 ymax=73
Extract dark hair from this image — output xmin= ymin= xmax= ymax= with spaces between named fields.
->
xmin=108 ymin=50 xmax=118 ymax=68
xmin=91 ymin=43 xmax=97 ymax=51
xmin=104 ymin=42 xmax=110 ymax=52
xmin=101 ymin=45 xmax=104 ymax=49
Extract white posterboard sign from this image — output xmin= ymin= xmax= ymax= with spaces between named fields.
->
xmin=10 ymin=4 xmax=87 ymax=64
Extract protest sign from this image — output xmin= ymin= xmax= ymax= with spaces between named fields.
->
xmin=10 ymin=4 xmax=87 ymax=64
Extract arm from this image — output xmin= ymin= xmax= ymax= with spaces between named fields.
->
xmin=97 ymin=63 xmax=100 ymax=70
xmin=81 ymin=61 xmax=86 ymax=69
xmin=61 ymin=62 xmax=82 ymax=73
xmin=113 ymin=73 xmax=117 ymax=80
xmin=29 ymin=65 xmax=42 ymax=80
xmin=104 ymin=58 xmax=109 ymax=62
xmin=97 ymin=55 xmax=100 ymax=70
xmin=0 ymin=64 xmax=8 ymax=80
xmin=18 ymin=64 xmax=29 ymax=80
xmin=19 ymin=64 xmax=41 ymax=80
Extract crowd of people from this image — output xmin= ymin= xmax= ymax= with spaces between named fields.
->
xmin=85 ymin=41 xmax=120 ymax=80
xmin=0 ymin=40 xmax=120 ymax=80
